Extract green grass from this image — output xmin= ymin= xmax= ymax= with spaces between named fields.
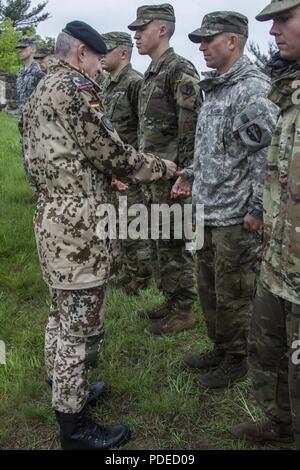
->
xmin=0 ymin=112 xmax=293 ymax=450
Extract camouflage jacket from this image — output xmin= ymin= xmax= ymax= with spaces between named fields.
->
xmin=22 ymin=59 xmax=166 ymax=290
xmin=17 ymin=60 xmax=45 ymax=115
xmin=100 ymin=64 xmax=142 ymax=147
xmin=138 ymin=47 xmax=202 ymax=167
xmin=260 ymin=68 xmax=300 ymax=305
xmin=187 ymin=55 xmax=278 ymax=226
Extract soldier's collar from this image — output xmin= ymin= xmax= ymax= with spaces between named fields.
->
xmin=269 ymin=70 xmax=300 ymax=110
xmin=200 ymin=55 xmax=253 ymax=91
xmin=110 ymin=64 xmax=132 ymax=84
xmin=146 ymin=47 xmax=174 ymax=76
xmin=49 ymin=57 xmax=101 ymax=92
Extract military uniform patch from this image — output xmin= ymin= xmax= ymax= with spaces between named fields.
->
xmin=180 ymin=83 xmax=195 ymax=100
xmin=246 ymin=124 xmax=262 ymax=143
xmin=101 ymin=116 xmax=114 ymax=132
xmin=89 ymin=100 xmax=100 ymax=109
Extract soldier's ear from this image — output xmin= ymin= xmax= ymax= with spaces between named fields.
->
xmin=228 ymin=34 xmax=238 ymax=50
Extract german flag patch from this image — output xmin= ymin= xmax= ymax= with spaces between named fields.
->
xmin=89 ymin=100 xmax=100 ymax=108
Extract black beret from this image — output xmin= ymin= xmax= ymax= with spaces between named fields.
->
xmin=63 ymin=20 xmax=107 ymax=54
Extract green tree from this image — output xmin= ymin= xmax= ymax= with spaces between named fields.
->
xmin=0 ymin=0 xmax=50 ymax=30
xmin=0 ymin=18 xmax=20 ymax=73
xmin=248 ymin=41 xmax=278 ymax=74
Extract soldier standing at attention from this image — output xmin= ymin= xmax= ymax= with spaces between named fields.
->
xmin=34 ymin=46 xmax=55 ymax=73
xmin=16 ymin=37 xmax=45 ymax=115
xmin=172 ymin=12 xmax=278 ymax=388
xmin=232 ymin=0 xmax=300 ymax=449
xmin=16 ymin=37 xmax=44 ymax=186
xmin=129 ymin=4 xmax=202 ymax=335
xmin=100 ymin=32 xmax=152 ymax=294
xmin=22 ymin=20 xmax=176 ymax=450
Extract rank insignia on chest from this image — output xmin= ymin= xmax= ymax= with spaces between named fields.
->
xmin=78 ymin=83 xmax=94 ymax=91
xmin=246 ymin=124 xmax=262 ymax=143
xmin=101 ymin=116 xmax=115 ymax=132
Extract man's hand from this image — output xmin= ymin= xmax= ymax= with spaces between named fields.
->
xmin=243 ymin=213 xmax=263 ymax=232
xmin=171 ymin=170 xmax=192 ymax=199
xmin=162 ymin=160 xmax=177 ymax=180
xmin=111 ymin=179 xmax=129 ymax=193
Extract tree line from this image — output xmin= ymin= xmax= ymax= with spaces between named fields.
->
xmin=0 ymin=0 xmax=277 ymax=75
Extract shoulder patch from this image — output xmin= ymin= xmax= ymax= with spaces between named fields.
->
xmin=71 ymin=73 xmax=94 ymax=91
xmin=101 ymin=116 xmax=115 ymax=132
xmin=180 ymin=82 xmax=195 ymax=99
xmin=233 ymin=104 xmax=273 ymax=152
xmin=246 ymin=124 xmax=262 ymax=143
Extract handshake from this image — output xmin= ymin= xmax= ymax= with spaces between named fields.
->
xmin=163 ymin=160 xmax=193 ymax=199
xmin=112 ymin=160 xmax=192 ymax=200
xmin=162 ymin=160 xmax=193 ymax=199
xmin=162 ymin=160 xmax=192 ymax=199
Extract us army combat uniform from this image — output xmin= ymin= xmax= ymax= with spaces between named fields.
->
xmin=138 ymin=47 xmax=201 ymax=309
xmin=186 ymin=53 xmax=278 ymax=369
xmin=100 ymin=35 xmax=152 ymax=287
xmin=22 ymin=58 xmax=166 ymax=414
xmin=248 ymin=54 xmax=300 ymax=449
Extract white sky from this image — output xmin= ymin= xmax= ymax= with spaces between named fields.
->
xmin=33 ymin=0 xmax=275 ymax=74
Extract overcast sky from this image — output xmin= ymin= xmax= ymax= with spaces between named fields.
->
xmin=33 ymin=0 xmax=275 ymax=74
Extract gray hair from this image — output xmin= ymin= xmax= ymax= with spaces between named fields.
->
xmin=154 ymin=20 xmax=175 ymax=39
xmin=55 ymin=31 xmax=82 ymax=58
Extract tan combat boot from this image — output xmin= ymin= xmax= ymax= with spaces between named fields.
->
xmin=145 ymin=306 xmax=196 ymax=336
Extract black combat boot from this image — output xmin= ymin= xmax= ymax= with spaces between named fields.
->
xmin=55 ymin=409 xmax=131 ymax=450
xmin=198 ymin=354 xmax=248 ymax=389
xmin=183 ymin=347 xmax=224 ymax=370
xmin=47 ymin=379 xmax=110 ymax=407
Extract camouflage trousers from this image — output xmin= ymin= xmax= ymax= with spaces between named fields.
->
xmin=118 ymin=184 xmax=152 ymax=282
xmin=19 ymin=134 xmax=36 ymax=189
xmin=249 ymin=281 xmax=300 ymax=448
xmin=196 ymin=225 xmax=261 ymax=356
xmin=148 ymin=180 xmax=196 ymax=308
xmin=45 ymin=287 xmax=105 ymax=413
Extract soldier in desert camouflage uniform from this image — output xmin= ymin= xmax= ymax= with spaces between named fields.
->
xmin=232 ymin=0 xmax=300 ymax=449
xmin=22 ymin=20 xmax=176 ymax=451
xmin=172 ymin=12 xmax=278 ymax=389
xmin=16 ymin=37 xmax=44 ymax=187
xmin=129 ymin=4 xmax=202 ymax=335
xmin=100 ymin=32 xmax=152 ymax=294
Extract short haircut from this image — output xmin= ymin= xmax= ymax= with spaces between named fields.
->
xmin=116 ymin=44 xmax=133 ymax=61
xmin=237 ymin=34 xmax=248 ymax=52
xmin=154 ymin=19 xmax=175 ymax=39
xmin=55 ymin=31 xmax=81 ymax=58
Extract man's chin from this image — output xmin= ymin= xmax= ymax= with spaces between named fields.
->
xmin=279 ymin=49 xmax=300 ymax=62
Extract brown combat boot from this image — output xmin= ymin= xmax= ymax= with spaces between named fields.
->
xmin=145 ymin=308 xmax=196 ymax=336
xmin=183 ymin=347 xmax=224 ymax=370
xmin=121 ymin=277 xmax=150 ymax=295
xmin=135 ymin=299 xmax=175 ymax=320
xmin=231 ymin=420 xmax=294 ymax=444
xmin=198 ymin=354 xmax=248 ymax=389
